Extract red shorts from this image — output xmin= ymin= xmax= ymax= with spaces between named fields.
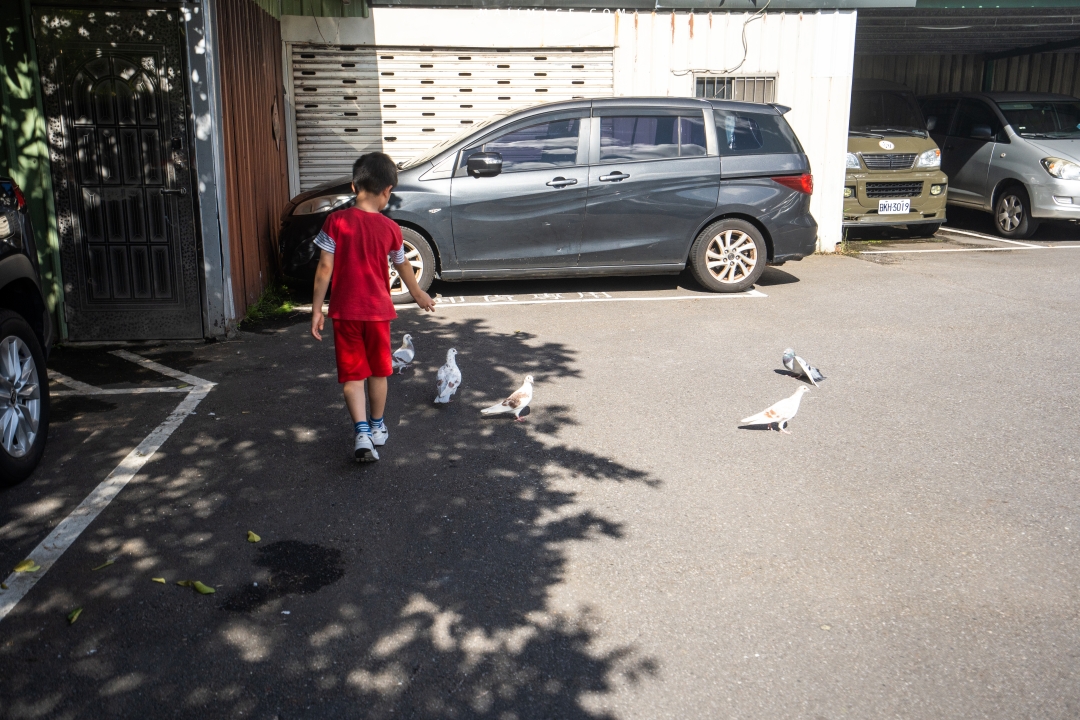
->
xmin=332 ymin=319 xmax=392 ymax=382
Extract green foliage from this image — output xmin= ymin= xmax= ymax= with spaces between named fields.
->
xmin=243 ymin=282 xmax=296 ymax=324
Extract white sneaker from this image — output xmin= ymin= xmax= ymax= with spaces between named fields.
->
xmin=354 ymin=433 xmax=379 ymax=462
xmin=371 ymin=424 xmax=388 ymax=446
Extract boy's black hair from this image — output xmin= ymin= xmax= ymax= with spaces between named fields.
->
xmin=352 ymin=152 xmax=398 ymax=194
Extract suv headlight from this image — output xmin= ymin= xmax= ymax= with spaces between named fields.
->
xmin=915 ymin=148 xmax=941 ymax=168
xmin=1041 ymin=157 xmax=1080 ymax=181
xmin=292 ymin=194 xmax=354 ymax=216
xmin=846 ymin=152 xmax=861 ymax=170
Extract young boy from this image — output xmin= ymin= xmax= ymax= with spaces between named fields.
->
xmin=310 ymin=153 xmax=435 ymax=462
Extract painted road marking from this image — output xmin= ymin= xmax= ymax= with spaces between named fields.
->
xmin=296 ymin=289 xmax=765 ymax=312
xmin=860 ymin=245 xmax=1080 ymax=255
xmin=0 ymin=353 xmax=215 ymax=623
xmin=937 ymin=227 xmax=1043 ymax=247
xmin=51 ymin=370 xmax=188 ymax=397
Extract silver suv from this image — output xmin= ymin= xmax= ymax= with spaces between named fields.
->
xmin=919 ymin=92 xmax=1080 ymax=238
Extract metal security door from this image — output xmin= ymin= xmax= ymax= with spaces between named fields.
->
xmin=35 ymin=7 xmax=204 ymax=340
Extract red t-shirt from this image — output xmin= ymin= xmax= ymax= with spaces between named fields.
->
xmin=315 ymin=208 xmax=403 ymax=322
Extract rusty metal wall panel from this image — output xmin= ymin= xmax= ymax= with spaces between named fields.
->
xmin=990 ymin=53 xmax=1080 ymax=97
xmin=217 ymin=0 xmax=291 ymax=318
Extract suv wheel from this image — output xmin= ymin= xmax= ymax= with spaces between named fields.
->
xmin=0 ymin=311 xmax=49 ymax=485
xmin=995 ymin=186 xmax=1039 ymax=239
xmin=689 ymin=219 xmax=767 ymax=293
xmin=390 ymin=227 xmax=436 ymax=305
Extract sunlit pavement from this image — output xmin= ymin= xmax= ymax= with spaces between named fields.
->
xmin=1 ymin=239 xmax=1079 ymax=718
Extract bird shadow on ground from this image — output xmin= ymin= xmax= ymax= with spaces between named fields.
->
xmin=1 ymin=314 xmax=661 ymax=719
xmin=772 ymin=368 xmax=815 ymax=385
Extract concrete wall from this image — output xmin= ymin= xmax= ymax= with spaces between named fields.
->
xmin=282 ymin=8 xmax=858 ymax=251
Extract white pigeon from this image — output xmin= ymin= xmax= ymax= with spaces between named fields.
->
xmin=741 ymin=385 xmax=810 ymax=434
xmin=434 ymin=348 xmax=461 ymax=404
xmin=391 ymin=334 xmax=415 ymax=373
xmin=782 ymin=348 xmax=824 ymax=387
xmin=481 ymin=375 xmax=534 ymax=421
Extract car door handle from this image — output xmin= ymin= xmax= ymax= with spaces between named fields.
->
xmin=546 ymin=177 xmax=578 ymax=188
xmin=159 ymin=188 xmax=188 ymax=196
xmin=599 ymin=172 xmax=630 ymax=182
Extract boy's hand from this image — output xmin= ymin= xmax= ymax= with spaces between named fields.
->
xmin=413 ymin=290 xmax=436 ymax=312
xmin=311 ymin=307 xmax=325 ymax=340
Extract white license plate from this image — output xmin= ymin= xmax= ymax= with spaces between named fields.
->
xmin=878 ymin=199 xmax=911 ymax=215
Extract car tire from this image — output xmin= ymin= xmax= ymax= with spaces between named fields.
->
xmin=688 ymin=219 xmax=768 ymax=293
xmin=994 ymin=186 xmax=1040 ymax=239
xmin=907 ymin=223 xmax=942 ymax=238
xmin=0 ymin=311 xmax=49 ymax=486
xmin=391 ymin=227 xmax=436 ymax=305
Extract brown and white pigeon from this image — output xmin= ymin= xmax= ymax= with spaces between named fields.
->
xmin=740 ymin=385 xmax=810 ymax=433
xmin=434 ymin=348 xmax=460 ymax=404
xmin=392 ymin=334 xmax=415 ymax=373
xmin=481 ymin=375 xmax=534 ymax=421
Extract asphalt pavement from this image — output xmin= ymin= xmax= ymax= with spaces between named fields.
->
xmin=1 ymin=228 xmax=1079 ymax=719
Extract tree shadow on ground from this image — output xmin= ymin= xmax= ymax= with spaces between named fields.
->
xmin=0 ymin=315 xmax=660 ymax=718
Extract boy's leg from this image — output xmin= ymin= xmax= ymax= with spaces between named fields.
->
xmin=367 ymin=377 xmax=388 ymax=420
xmin=343 ymin=381 xmax=369 ymax=423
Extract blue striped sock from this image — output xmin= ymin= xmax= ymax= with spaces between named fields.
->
xmin=371 ymin=416 xmax=385 ymax=430
xmin=354 ymin=420 xmax=370 ymax=436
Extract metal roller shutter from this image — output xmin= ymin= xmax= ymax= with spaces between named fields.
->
xmin=290 ymin=45 xmax=614 ymax=190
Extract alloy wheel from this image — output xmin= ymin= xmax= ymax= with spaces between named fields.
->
xmin=388 ymin=238 xmax=424 ymax=296
xmin=997 ymin=194 xmax=1023 ymax=233
xmin=0 ymin=336 xmax=40 ymax=459
xmin=705 ymin=229 xmax=758 ymax=284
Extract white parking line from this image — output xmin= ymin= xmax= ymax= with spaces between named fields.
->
xmin=937 ymin=227 xmax=1042 ymax=247
xmin=0 ymin=352 xmax=215 ymax=623
xmin=427 ymin=289 xmax=767 ymax=308
xmin=860 ymin=245 xmax=1080 ymax=255
xmin=50 ymin=370 xmax=188 ymax=397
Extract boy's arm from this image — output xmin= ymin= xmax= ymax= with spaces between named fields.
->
xmin=311 ymin=250 xmax=334 ymax=340
xmin=393 ymin=257 xmax=435 ymax=312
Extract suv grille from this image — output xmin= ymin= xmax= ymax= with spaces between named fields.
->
xmin=866 ymin=182 xmax=923 ymax=199
xmin=862 ymin=153 xmax=917 ymax=170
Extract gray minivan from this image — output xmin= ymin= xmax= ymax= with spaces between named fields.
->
xmin=281 ymin=97 xmax=818 ymax=296
xmin=919 ymin=92 xmax=1080 ymax=238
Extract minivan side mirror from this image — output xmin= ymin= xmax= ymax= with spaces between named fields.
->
xmin=971 ymin=125 xmax=995 ymax=141
xmin=467 ymin=152 xmax=503 ymax=178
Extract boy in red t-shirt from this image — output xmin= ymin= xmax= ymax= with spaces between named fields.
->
xmin=310 ymin=153 xmax=435 ymax=462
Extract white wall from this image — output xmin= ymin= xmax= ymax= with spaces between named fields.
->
xmin=612 ymin=10 xmax=856 ymax=251
xmin=281 ymin=8 xmax=856 ymax=251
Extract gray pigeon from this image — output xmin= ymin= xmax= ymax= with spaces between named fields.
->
xmin=391 ymin=334 xmax=415 ymax=373
xmin=481 ymin=375 xmax=534 ymax=421
xmin=434 ymin=348 xmax=460 ymax=403
xmin=782 ymin=348 xmax=824 ymax=386
xmin=741 ymin=385 xmax=810 ymax=434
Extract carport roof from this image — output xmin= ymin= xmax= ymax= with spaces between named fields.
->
xmin=856 ymin=8 xmax=1080 ymax=56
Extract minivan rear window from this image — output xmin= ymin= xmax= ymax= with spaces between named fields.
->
xmin=598 ymin=115 xmax=707 ymax=162
xmin=713 ymin=109 xmax=802 ymax=156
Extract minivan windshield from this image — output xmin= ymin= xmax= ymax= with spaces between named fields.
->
xmin=997 ymin=101 xmax=1080 ymax=139
xmin=849 ymin=90 xmax=928 ymax=137
xmin=397 ymin=112 xmax=510 ymax=171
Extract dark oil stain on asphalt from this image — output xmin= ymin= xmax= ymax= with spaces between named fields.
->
xmin=222 ymin=540 xmax=345 ymax=612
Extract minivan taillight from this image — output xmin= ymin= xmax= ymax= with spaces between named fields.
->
xmin=11 ymin=183 xmax=26 ymax=210
xmin=772 ymin=173 xmax=813 ymax=195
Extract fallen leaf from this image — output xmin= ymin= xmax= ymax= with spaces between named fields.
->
xmin=68 ymin=607 xmax=83 ymax=625
xmin=152 ymin=578 xmax=166 ymax=584
xmin=820 ymin=624 xmax=832 ymax=631
xmin=192 ymin=581 xmax=216 ymax=595
xmin=92 ymin=559 xmax=115 ymax=571
xmin=14 ymin=559 xmax=40 ymax=573
xmin=176 ymin=580 xmax=192 ymax=587
xmin=247 ymin=531 xmax=261 ymax=543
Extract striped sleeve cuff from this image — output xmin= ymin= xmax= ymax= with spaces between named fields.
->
xmin=313 ymin=230 xmax=335 ymax=254
xmin=389 ymin=246 xmax=405 ymax=265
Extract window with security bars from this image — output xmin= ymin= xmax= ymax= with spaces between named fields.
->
xmin=695 ymin=75 xmax=776 ymax=103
